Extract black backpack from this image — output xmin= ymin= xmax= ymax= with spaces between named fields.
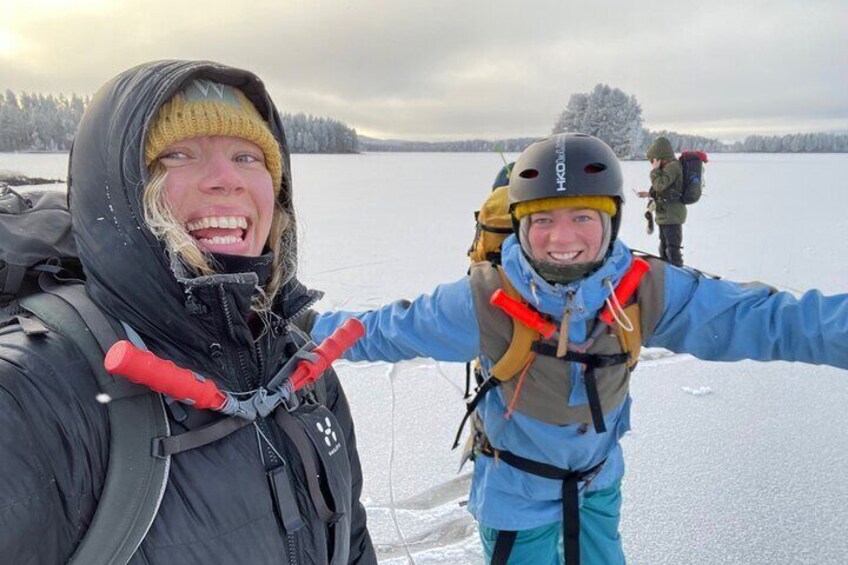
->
xmin=1 ymin=184 xmax=169 ymax=565
xmin=677 ymin=151 xmax=708 ymax=205
xmin=0 ymin=186 xmax=78 ymax=305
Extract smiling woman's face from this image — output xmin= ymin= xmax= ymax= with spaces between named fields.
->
xmin=159 ymin=135 xmax=275 ymax=257
xmin=526 ymin=207 xmax=604 ymax=265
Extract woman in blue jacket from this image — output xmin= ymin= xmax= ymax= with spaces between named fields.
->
xmin=310 ymin=134 xmax=848 ymax=565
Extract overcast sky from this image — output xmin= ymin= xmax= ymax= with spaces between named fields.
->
xmin=1 ymin=0 xmax=846 ymax=142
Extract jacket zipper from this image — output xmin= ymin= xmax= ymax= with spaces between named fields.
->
xmin=286 ymin=533 xmax=298 ymax=565
xmin=217 ymin=285 xmax=281 ymax=468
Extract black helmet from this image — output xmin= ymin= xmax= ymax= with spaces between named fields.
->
xmin=509 ymin=133 xmax=624 ymax=205
xmin=508 ymin=133 xmax=624 ymax=240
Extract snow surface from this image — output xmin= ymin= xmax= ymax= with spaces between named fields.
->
xmin=5 ymin=151 xmax=848 ymax=564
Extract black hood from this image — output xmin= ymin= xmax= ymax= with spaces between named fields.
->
xmin=67 ymin=60 xmax=309 ymax=361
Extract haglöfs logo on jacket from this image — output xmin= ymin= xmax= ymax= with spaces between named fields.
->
xmin=316 ymin=417 xmax=341 ymax=455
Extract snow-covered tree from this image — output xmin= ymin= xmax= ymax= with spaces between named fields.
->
xmin=552 ymin=84 xmax=644 ymax=159
xmin=552 ymin=93 xmax=588 ymax=134
xmin=280 ymin=112 xmax=359 ymax=153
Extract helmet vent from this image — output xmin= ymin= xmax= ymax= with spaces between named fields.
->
xmin=518 ymin=168 xmax=539 ymax=179
xmin=584 ymin=163 xmax=607 ymax=174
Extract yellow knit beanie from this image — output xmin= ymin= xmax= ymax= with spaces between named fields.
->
xmin=512 ymin=196 xmax=617 ymax=220
xmin=145 ymin=79 xmax=283 ymax=192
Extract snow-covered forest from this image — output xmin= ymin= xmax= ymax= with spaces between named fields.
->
xmin=358 ymin=136 xmax=536 ymax=153
xmin=281 ymin=112 xmax=358 ymax=153
xmin=726 ymin=132 xmax=848 ymax=153
xmin=0 ymin=90 xmax=358 ymax=154
xmin=2 ymin=86 xmax=846 ymax=156
xmin=0 ymin=90 xmax=87 ymax=151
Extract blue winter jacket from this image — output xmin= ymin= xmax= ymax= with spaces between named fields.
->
xmin=312 ymin=236 xmax=848 ymax=531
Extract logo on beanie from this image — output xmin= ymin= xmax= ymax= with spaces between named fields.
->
xmin=184 ymin=79 xmax=241 ymax=107
xmin=555 ymin=134 xmax=567 ymax=192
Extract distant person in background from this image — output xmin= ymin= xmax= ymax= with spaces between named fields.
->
xmin=637 ymin=136 xmax=684 ymax=266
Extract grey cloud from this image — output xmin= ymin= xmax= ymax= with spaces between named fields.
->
xmin=1 ymin=0 xmax=845 ymax=141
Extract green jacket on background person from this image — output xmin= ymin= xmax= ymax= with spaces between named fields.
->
xmin=646 ymin=137 xmax=685 ymax=225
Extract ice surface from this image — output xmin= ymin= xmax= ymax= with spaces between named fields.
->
xmin=7 ymin=151 xmax=848 ymax=563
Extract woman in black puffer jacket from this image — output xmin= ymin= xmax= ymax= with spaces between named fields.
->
xmin=0 ymin=60 xmax=376 ymax=565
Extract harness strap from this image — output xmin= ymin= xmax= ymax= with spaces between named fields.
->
xmin=274 ymin=407 xmax=338 ymax=523
xmin=530 ymin=343 xmax=629 ymax=367
xmin=452 ymin=376 xmax=500 ymax=449
xmin=152 ymin=416 xmax=252 ymax=458
xmin=562 ymin=474 xmax=581 ymax=565
xmin=531 ymin=343 xmax=629 ymax=434
xmin=481 ymin=447 xmax=605 ymax=565
xmin=481 ymin=224 xmax=514 ymax=235
xmin=456 ymin=326 xmax=630 ymax=447
xmin=491 ymin=530 xmax=518 ymax=565
xmin=582 ymin=367 xmax=605 ymax=435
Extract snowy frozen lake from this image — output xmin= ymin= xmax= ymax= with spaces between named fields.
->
xmin=4 ymin=151 xmax=848 ymax=564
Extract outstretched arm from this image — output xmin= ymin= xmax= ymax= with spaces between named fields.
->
xmin=649 ymin=265 xmax=848 ymax=368
xmin=311 ymin=277 xmax=479 ymax=364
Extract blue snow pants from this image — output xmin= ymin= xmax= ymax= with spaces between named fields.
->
xmin=478 ymin=480 xmax=625 ymax=564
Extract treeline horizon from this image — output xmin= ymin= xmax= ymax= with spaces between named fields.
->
xmin=1 ymin=88 xmax=846 ymax=155
xmin=360 ymin=130 xmax=848 ymax=156
xmin=0 ymin=89 xmax=358 ymax=154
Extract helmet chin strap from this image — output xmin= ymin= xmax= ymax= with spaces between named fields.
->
xmin=518 ymin=213 xmax=612 ymax=285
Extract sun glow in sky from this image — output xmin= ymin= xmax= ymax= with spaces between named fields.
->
xmin=2 ymin=0 xmax=111 ymax=59
xmin=0 ymin=30 xmax=16 ymax=57
xmin=5 ymin=0 xmax=110 ymax=17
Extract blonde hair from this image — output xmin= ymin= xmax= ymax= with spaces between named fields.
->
xmin=142 ymin=164 xmax=297 ymax=318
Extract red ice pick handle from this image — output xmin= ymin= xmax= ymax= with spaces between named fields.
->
xmin=598 ymin=257 xmax=650 ymax=326
xmin=490 ymin=289 xmax=557 ymax=339
xmin=104 ymin=340 xmax=227 ymax=410
xmin=290 ymin=318 xmax=365 ymax=391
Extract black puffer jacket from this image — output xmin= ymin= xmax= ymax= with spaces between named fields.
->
xmin=0 ymin=60 xmax=376 ymax=564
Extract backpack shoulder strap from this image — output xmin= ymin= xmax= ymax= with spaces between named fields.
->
xmin=633 ymin=256 xmax=666 ymax=340
xmin=609 ymin=255 xmax=666 ymax=368
xmin=468 ymin=264 xmax=539 ymax=382
xmin=20 ymin=282 xmax=169 ymax=565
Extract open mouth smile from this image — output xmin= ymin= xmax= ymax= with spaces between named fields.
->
xmin=548 ymin=250 xmax=582 ymax=263
xmin=185 ymin=215 xmax=250 ymax=248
